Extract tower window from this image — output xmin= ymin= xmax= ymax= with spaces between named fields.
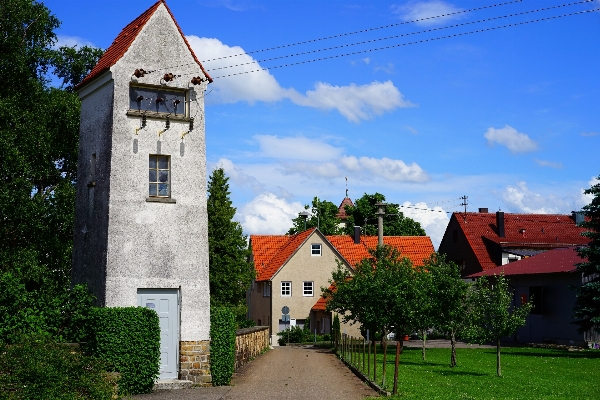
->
xmin=149 ymin=155 xmax=170 ymax=197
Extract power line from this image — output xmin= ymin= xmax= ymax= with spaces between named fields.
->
xmin=205 ymin=0 xmax=592 ymax=72
xmin=211 ymin=8 xmax=597 ymax=79
xmin=200 ymin=0 xmax=524 ymax=63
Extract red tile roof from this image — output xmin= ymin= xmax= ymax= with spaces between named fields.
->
xmin=449 ymin=212 xmax=588 ymax=271
xmin=250 ymin=230 xmax=434 ymax=282
xmin=336 ymin=197 xmax=354 ymax=219
xmin=311 ymin=291 xmax=329 ymax=311
xmin=467 ymin=247 xmax=585 ymax=278
xmin=77 ymin=0 xmax=211 ymax=89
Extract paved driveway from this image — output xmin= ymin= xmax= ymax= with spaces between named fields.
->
xmin=133 ymin=345 xmax=377 ymax=400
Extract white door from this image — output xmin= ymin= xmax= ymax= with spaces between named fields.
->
xmin=137 ymin=289 xmax=179 ymax=380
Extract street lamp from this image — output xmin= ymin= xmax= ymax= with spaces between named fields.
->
xmin=299 ymin=211 xmax=310 ymax=231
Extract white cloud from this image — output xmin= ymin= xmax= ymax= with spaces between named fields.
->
xmin=254 ymin=135 xmax=343 ymax=161
xmin=288 ymin=81 xmax=413 ymax=123
xmin=340 ymin=156 xmax=430 ymax=183
xmin=54 ymin=35 xmax=95 ymax=49
xmin=187 ymin=36 xmax=413 ymax=122
xmin=211 ymin=158 xmax=266 ymax=194
xmin=400 ymin=202 xmax=449 ymax=250
xmin=581 ymin=131 xmax=598 ymax=137
xmin=236 ymin=193 xmax=304 ymax=234
xmin=280 ymin=161 xmax=342 ymax=179
xmin=580 ymin=176 xmax=600 ymax=207
xmin=502 ymin=182 xmax=564 ymax=214
xmin=484 ymin=125 xmax=538 ymax=153
xmin=392 ymin=1 xmax=463 ymax=26
xmin=535 ymin=159 xmax=563 ymax=169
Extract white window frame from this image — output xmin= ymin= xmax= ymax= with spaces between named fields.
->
xmin=311 ymin=244 xmax=322 ymax=256
xmin=303 ymin=281 xmax=314 ymax=297
xmin=281 ymin=281 xmax=291 ymax=297
xmin=149 ymin=154 xmax=171 ymax=197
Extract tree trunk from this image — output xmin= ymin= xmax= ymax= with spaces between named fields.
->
xmin=373 ymin=338 xmax=377 ymax=383
xmin=382 ymin=328 xmax=387 ymax=388
xmin=450 ymin=332 xmax=457 ymax=368
xmin=393 ymin=339 xmax=401 ymax=395
xmin=497 ymin=338 xmax=502 ymax=377
xmin=421 ymin=329 xmax=426 ymax=361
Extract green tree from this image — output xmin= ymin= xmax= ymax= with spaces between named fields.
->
xmin=0 ymin=0 xmax=103 ymax=343
xmin=323 ymin=245 xmax=417 ymax=389
xmin=466 ymin=274 xmax=532 ymax=377
xmin=342 ymin=193 xmax=426 ymax=236
xmin=573 ymin=175 xmax=600 ymax=334
xmin=425 ymin=253 xmax=470 ymax=367
xmin=287 ymin=196 xmax=343 ymax=235
xmin=207 ymin=168 xmax=255 ymax=325
xmin=52 ymin=45 xmax=104 ymax=92
xmin=412 ymin=264 xmax=436 ymax=361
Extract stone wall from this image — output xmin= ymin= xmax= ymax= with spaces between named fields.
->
xmin=235 ymin=326 xmax=269 ymax=370
xmin=179 ymin=340 xmax=211 ymax=385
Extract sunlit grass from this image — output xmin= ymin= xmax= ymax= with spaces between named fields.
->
xmin=342 ymin=345 xmax=600 ymax=399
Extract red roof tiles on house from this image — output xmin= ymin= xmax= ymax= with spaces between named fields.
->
xmin=447 ymin=212 xmax=588 ymax=271
xmin=250 ymin=230 xmax=434 ymax=282
xmin=467 ymin=247 xmax=585 ymax=278
xmin=77 ymin=0 xmax=211 ymax=89
xmin=336 ymin=197 xmax=354 ymax=219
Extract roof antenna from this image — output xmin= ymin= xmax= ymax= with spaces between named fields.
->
xmin=460 ymin=195 xmax=468 ymax=222
xmin=345 ymin=176 xmax=348 ymax=198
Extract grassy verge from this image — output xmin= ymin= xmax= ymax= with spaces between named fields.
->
xmin=343 ymin=345 xmax=600 ymax=399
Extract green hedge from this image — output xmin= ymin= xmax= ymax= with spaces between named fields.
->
xmin=0 ymin=334 xmax=115 ymax=400
xmin=86 ymin=307 xmax=160 ymax=395
xmin=210 ymin=307 xmax=236 ymax=386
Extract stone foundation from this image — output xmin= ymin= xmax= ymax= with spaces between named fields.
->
xmin=179 ymin=340 xmax=211 ymax=385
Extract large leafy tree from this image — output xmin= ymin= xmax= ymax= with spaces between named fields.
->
xmin=466 ymin=274 xmax=532 ymax=377
xmin=342 ymin=193 xmax=426 ymax=236
xmin=207 ymin=168 xmax=255 ymax=324
xmin=287 ymin=197 xmax=342 ymax=235
xmin=573 ymin=175 xmax=600 ymax=334
xmin=0 ymin=0 xmax=102 ymax=342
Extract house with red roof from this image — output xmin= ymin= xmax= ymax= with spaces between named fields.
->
xmin=438 ymin=209 xmax=588 ymax=277
xmin=71 ymin=1 xmax=212 ymax=383
xmin=248 ymin=228 xmax=434 ymax=344
xmin=466 ymin=247 xmax=598 ymax=346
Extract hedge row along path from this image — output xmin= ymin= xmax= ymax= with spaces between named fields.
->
xmin=134 ymin=345 xmax=378 ymax=399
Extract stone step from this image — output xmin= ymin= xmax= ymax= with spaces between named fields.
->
xmin=153 ymin=379 xmax=193 ymax=391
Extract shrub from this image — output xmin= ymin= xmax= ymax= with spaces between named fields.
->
xmin=210 ymin=307 xmax=236 ymax=386
xmin=0 ymin=334 xmax=115 ymax=399
xmin=277 ymin=326 xmax=310 ymax=344
xmin=86 ymin=307 xmax=160 ymax=395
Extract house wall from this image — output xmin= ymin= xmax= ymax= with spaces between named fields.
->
xmin=509 ymin=273 xmax=585 ymax=345
xmin=269 ymin=232 xmax=360 ymax=344
xmin=438 ymin=216 xmax=482 ymax=276
xmin=73 ymin=5 xmax=210 ymax=342
xmin=247 ymin=280 xmax=272 ymax=337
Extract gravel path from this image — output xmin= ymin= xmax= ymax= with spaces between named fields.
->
xmin=133 ymin=345 xmax=377 ymax=400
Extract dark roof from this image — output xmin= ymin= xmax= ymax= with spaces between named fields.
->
xmin=449 ymin=212 xmax=588 ymax=271
xmin=336 ymin=197 xmax=354 ymax=219
xmin=77 ymin=0 xmax=211 ymax=89
xmin=466 ymin=247 xmax=585 ymax=278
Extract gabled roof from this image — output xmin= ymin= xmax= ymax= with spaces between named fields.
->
xmin=77 ymin=0 xmax=211 ymax=89
xmin=447 ymin=212 xmax=588 ymax=271
xmin=467 ymin=247 xmax=585 ymax=278
xmin=336 ymin=197 xmax=354 ymax=219
xmin=250 ymin=230 xmax=434 ymax=282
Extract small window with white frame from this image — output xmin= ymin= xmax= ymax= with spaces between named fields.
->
xmin=311 ymin=244 xmax=322 ymax=256
xmin=303 ymin=281 xmax=314 ymax=296
xmin=149 ymin=155 xmax=170 ymax=197
xmin=281 ymin=281 xmax=291 ymax=297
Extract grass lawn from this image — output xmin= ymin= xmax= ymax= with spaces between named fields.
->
xmin=344 ymin=345 xmax=600 ymax=399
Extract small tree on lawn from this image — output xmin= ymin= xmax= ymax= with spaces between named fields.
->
xmin=207 ymin=168 xmax=255 ymax=326
xmin=466 ymin=274 xmax=532 ymax=377
xmin=573 ymin=174 xmax=600 ymax=335
xmin=425 ymin=253 xmax=470 ymax=367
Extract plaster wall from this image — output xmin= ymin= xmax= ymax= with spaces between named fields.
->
xmin=73 ymin=4 xmax=210 ymax=341
xmin=269 ymin=232 xmax=360 ymax=343
xmin=247 ymin=281 xmax=272 ymax=334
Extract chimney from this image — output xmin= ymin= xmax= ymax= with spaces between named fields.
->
xmin=478 ymin=208 xmax=488 ymax=213
xmin=375 ymin=203 xmax=386 ymax=246
xmin=496 ymin=211 xmax=505 ymax=238
xmin=572 ymin=211 xmax=584 ymax=226
xmin=353 ymin=226 xmax=361 ymax=244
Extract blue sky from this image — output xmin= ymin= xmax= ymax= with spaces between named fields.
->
xmin=45 ymin=0 xmax=599 ymax=248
